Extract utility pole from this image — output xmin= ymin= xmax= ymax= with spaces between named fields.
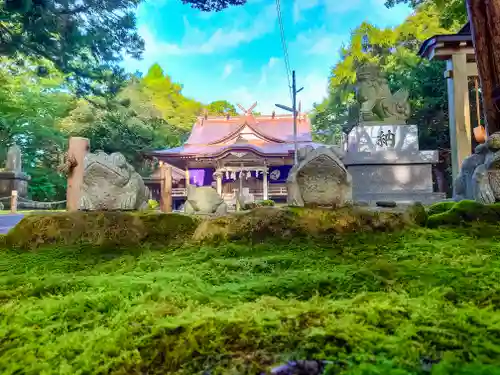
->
xmin=292 ymin=70 xmax=303 ymax=165
xmin=276 ymin=71 xmax=303 ymax=165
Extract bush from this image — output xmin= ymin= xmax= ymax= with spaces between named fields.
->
xmin=427 ymin=200 xmax=500 ymax=228
xmin=242 ymin=200 xmax=276 ymax=210
xmin=148 ymin=199 xmax=159 ymax=210
xmin=6 ymin=211 xmax=199 ymax=250
xmin=427 ymin=201 xmax=456 ymax=216
xmin=260 ymin=199 xmax=275 ymax=206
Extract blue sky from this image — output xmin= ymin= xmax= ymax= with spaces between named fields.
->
xmin=123 ymin=0 xmax=411 ymax=114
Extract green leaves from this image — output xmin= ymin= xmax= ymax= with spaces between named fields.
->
xmin=1 ymin=0 xmax=144 ymax=97
xmin=206 ymin=100 xmax=238 ymax=116
xmin=312 ymin=6 xmax=452 ymax=156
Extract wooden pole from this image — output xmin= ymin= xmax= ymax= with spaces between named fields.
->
xmin=466 ymin=0 xmax=500 ymax=135
xmin=159 ymin=163 xmax=172 ymax=213
xmin=10 ymin=190 xmax=17 ymax=214
xmin=66 ymin=137 xmax=89 ymax=212
xmin=164 ymin=165 xmax=172 ymax=213
xmin=159 ymin=162 xmax=165 ymax=211
xmin=446 ymin=55 xmax=472 ymax=179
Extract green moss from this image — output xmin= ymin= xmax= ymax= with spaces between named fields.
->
xmin=407 ymin=202 xmax=428 ymax=226
xmin=427 ymin=200 xmax=500 ymax=228
xmin=194 ymin=205 xmax=419 ymax=243
xmin=6 ymin=211 xmax=200 ymax=250
xmin=140 ymin=212 xmax=200 ymax=243
xmin=427 ymin=201 xmax=456 ymax=216
xmin=2 ymin=224 xmax=500 ymax=373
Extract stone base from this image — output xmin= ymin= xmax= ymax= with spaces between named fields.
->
xmin=345 ymin=151 xmax=442 ymax=205
xmin=354 ymin=191 xmax=446 ymax=205
xmin=347 ymin=124 xmax=419 ymax=153
xmin=0 ymin=171 xmax=30 ymax=200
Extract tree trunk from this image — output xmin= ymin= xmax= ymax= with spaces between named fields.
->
xmin=466 ymin=0 xmax=500 ymax=135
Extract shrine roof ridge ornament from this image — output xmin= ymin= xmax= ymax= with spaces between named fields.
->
xmin=237 ymin=102 xmax=258 ymax=116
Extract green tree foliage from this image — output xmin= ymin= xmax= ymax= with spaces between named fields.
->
xmin=60 ymin=72 xmax=196 ymax=175
xmin=206 ymin=100 xmax=238 ymax=116
xmin=384 ymin=0 xmax=467 ymax=29
xmin=141 ymin=64 xmax=203 ymax=130
xmin=0 ymin=57 xmax=74 ymax=201
xmin=0 ymin=57 xmax=235 ymax=202
xmin=311 ymin=6 xmax=455 ymax=191
xmin=0 ymin=0 xmax=145 ymax=97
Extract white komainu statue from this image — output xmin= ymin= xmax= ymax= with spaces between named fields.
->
xmin=80 ymin=151 xmax=149 ymax=211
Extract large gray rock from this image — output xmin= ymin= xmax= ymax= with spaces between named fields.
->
xmin=184 ymin=185 xmax=227 ymax=215
xmin=454 ymin=132 xmax=500 ymax=204
xmin=287 ymin=146 xmax=352 ymax=207
xmin=80 ymin=151 xmax=149 ymax=211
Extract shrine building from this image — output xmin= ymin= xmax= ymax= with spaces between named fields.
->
xmin=147 ymin=103 xmax=322 ymax=208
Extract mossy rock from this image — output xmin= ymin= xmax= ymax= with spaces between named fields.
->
xmin=427 ymin=201 xmax=456 ymax=216
xmin=193 ymin=205 xmax=420 ymax=243
xmin=6 ymin=211 xmax=200 ymax=250
xmin=406 ymin=202 xmax=428 ymax=227
xmin=140 ymin=212 xmax=201 ymax=243
xmin=426 ymin=200 xmax=500 ymax=228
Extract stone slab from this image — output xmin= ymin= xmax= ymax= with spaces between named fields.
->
xmin=347 ymin=124 xmax=419 ymax=153
xmin=343 ymin=150 xmax=439 ymax=165
xmin=354 ymin=191 xmax=446 ymax=205
xmin=348 ymin=164 xmax=434 ymax=193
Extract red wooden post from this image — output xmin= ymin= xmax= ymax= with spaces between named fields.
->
xmin=159 ymin=162 xmax=172 ymax=213
xmin=66 ymin=137 xmax=89 ymax=212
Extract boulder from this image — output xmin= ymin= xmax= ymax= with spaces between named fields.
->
xmin=287 ymin=146 xmax=352 ymax=207
xmin=184 ymin=185 xmax=227 ymax=215
xmin=80 ymin=151 xmax=149 ymax=211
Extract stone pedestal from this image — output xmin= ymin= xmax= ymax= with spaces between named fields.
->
xmin=345 ymin=124 xmax=445 ymax=204
xmin=0 ymin=171 xmax=30 ymax=208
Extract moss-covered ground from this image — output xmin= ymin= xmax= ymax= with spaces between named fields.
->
xmin=1 ymin=224 xmax=500 ymax=374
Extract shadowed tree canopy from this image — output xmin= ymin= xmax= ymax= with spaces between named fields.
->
xmin=1 ymin=0 xmax=146 ymax=97
xmin=181 ymin=0 xmax=246 ymax=11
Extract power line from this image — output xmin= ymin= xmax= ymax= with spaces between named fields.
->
xmin=275 ymin=0 xmax=292 ymax=101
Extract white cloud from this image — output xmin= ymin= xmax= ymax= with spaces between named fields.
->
xmin=292 ymin=28 xmax=347 ymax=57
xmin=293 ymin=0 xmax=364 ymax=23
xmin=222 ymin=60 xmax=242 ymax=79
xmin=292 ymin=0 xmax=410 ymax=26
xmin=293 ymin=0 xmax=320 ymax=23
xmin=259 ymin=57 xmax=281 ymax=85
xmin=139 ymin=4 xmax=277 ymax=56
xmin=222 ymin=64 xmax=234 ymax=79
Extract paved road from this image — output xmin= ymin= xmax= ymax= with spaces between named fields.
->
xmin=0 ymin=214 xmax=24 ymax=234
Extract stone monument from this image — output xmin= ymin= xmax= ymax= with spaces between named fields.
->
xmin=453 ymin=132 xmax=500 ymax=203
xmin=287 ymin=145 xmax=352 ymax=207
xmin=184 ymin=185 xmax=228 ymax=215
xmin=80 ymin=151 xmax=149 ymax=210
xmin=343 ymin=62 xmax=445 ymax=204
xmin=0 ymin=144 xmax=30 ymax=204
